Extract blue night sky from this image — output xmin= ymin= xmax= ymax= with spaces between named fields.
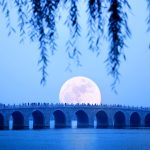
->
xmin=0 ymin=0 xmax=150 ymax=106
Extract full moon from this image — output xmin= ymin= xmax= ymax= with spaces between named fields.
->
xmin=59 ymin=76 xmax=101 ymax=104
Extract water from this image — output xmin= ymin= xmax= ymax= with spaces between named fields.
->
xmin=0 ymin=129 xmax=150 ymax=150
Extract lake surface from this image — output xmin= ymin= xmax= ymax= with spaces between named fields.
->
xmin=0 ymin=129 xmax=150 ymax=150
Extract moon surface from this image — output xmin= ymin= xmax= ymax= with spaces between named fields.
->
xmin=59 ymin=76 xmax=101 ymax=104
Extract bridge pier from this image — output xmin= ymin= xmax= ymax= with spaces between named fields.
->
xmin=89 ymin=116 xmax=94 ymax=128
xmin=107 ymin=112 xmax=114 ymax=128
xmin=4 ymin=116 xmax=9 ymax=130
xmin=44 ymin=114 xmax=50 ymax=129
xmin=2 ymin=112 xmax=10 ymax=130
xmin=65 ymin=120 xmax=71 ymax=128
xmin=140 ymin=113 xmax=145 ymax=127
xmin=24 ymin=115 xmax=29 ymax=129
xmin=125 ymin=113 xmax=130 ymax=128
xmin=65 ymin=112 xmax=71 ymax=128
xmin=89 ymin=120 xmax=94 ymax=128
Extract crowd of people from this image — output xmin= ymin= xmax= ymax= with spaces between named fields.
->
xmin=0 ymin=102 xmax=149 ymax=110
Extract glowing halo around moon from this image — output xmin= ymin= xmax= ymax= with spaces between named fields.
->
xmin=59 ymin=76 xmax=101 ymax=105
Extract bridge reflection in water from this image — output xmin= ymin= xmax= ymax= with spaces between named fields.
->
xmin=0 ymin=103 xmax=150 ymax=130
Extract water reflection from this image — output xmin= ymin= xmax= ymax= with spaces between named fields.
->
xmin=50 ymin=120 xmax=54 ymax=128
xmin=72 ymin=120 xmax=77 ymax=128
xmin=9 ymin=116 xmax=13 ymax=130
xmin=0 ymin=129 xmax=150 ymax=150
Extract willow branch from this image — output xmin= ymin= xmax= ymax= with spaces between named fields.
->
xmin=147 ymin=0 xmax=150 ymax=48
xmin=107 ymin=0 xmax=131 ymax=91
xmin=66 ymin=0 xmax=81 ymax=66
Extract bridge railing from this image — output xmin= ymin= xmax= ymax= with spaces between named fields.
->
xmin=0 ymin=103 xmax=150 ymax=111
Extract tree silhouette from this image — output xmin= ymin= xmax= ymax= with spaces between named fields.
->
xmin=0 ymin=0 xmax=149 ymax=90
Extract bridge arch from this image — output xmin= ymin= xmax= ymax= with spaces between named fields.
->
xmin=145 ymin=113 xmax=150 ymax=127
xmin=12 ymin=111 xmax=24 ymax=130
xmin=0 ymin=113 xmax=4 ymax=130
xmin=32 ymin=110 xmax=44 ymax=129
xmin=114 ymin=111 xmax=126 ymax=128
xmin=96 ymin=111 xmax=108 ymax=128
xmin=53 ymin=110 xmax=66 ymax=128
xmin=75 ymin=110 xmax=89 ymax=128
xmin=130 ymin=112 xmax=141 ymax=128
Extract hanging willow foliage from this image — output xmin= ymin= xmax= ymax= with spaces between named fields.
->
xmin=87 ymin=0 xmax=103 ymax=55
xmin=147 ymin=0 xmax=150 ymax=48
xmin=14 ymin=0 xmax=28 ymax=41
xmin=107 ymin=0 xmax=131 ymax=90
xmin=0 ymin=0 xmax=150 ymax=89
xmin=66 ymin=0 xmax=81 ymax=66
xmin=0 ymin=0 xmax=15 ymax=35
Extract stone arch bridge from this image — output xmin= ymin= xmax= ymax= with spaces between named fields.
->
xmin=0 ymin=103 xmax=150 ymax=130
